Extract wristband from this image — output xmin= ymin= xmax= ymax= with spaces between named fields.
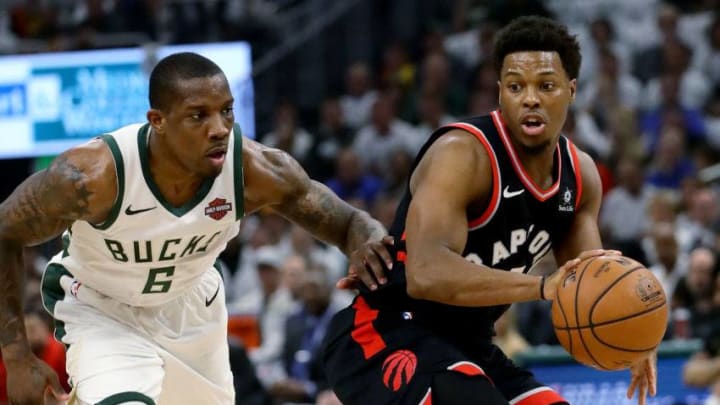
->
xmin=539 ymin=275 xmax=547 ymax=300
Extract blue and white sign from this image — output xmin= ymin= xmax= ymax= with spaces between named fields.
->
xmin=0 ymin=42 xmax=254 ymax=159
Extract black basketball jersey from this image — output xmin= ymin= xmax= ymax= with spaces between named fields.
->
xmin=363 ymin=110 xmax=583 ymax=342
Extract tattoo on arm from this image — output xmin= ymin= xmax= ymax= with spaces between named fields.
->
xmin=277 ymin=180 xmax=386 ymax=255
xmin=0 ymin=155 xmax=94 ymax=352
xmin=0 ymin=243 xmax=25 ymax=350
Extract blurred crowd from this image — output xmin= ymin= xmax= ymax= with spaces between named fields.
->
xmin=2 ymin=0 xmax=720 ymax=404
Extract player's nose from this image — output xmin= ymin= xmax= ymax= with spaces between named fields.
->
xmin=522 ymin=87 xmax=540 ymax=109
xmin=207 ymin=114 xmax=230 ymax=140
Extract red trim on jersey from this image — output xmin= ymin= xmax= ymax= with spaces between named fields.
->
xmin=418 ymin=388 xmax=432 ymax=405
xmin=490 ymin=110 xmax=561 ymax=201
xmin=397 ymin=231 xmax=407 ymax=262
xmin=510 ymin=387 xmax=566 ymax=405
xmin=351 ymin=296 xmax=386 ymax=359
xmin=447 ymin=361 xmax=493 ymax=385
xmin=397 ymin=251 xmax=407 ymax=262
xmin=444 ymin=122 xmax=502 ymax=229
xmin=567 ymin=140 xmax=583 ymax=210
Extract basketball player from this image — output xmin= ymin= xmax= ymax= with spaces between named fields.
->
xmin=0 ymin=52 xmax=392 ymax=405
xmin=323 ymin=16 xmax=656 ymax=405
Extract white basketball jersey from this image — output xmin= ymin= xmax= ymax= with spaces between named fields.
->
xmin=47 ymin=123 xmax=243 ymax=306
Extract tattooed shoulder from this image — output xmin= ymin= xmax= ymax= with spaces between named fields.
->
xmin=0 ymin=142 xmax=116 ymax=245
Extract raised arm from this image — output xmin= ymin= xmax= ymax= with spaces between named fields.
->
xmin=242 ymin=138 xmax=391 ymax=286
xmin=404 ymin=130 xmax=552 ymax=306
xmin=0 ymin=138 xmax=116 ymax=403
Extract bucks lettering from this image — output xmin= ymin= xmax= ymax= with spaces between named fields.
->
xmin=104 ymin=231 xmax=222 ymax=263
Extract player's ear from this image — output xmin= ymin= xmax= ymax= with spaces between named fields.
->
xmin=568 ymin=78 xmax=577 ymax=101
xmin=147 ymin=109 xmax=165 ymax=133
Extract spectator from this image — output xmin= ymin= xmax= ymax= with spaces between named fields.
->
xmin=576 ymin=47 xmax=642 ymax=129
xmin=648 ymin=222 xmax=687 ymax=302
xmin=691 ymin=15 xmax=720 ymax=88
xmin=645 ymin=125 xmax=696 ymax=190
xmin=632 ymin=4 xmax=682 ymax=84
xmin=326 ymin=148 xmax=384 ymax=209
xmin=673 ymin=247 xmax=717 ymax=319
xmin=411 ymin=90 xmax=455 ymax=154
xmin=305 ymin=97 xmax=355 ymax=182
xmin=352 ymin=96 xmax=415 ymax=175
xmin=340 ymin=62 xmax=379 ymax=130
xmin=269 ymin=270 xmax=341 ymax=404
xmin=600 ymin=156 xmax=651 ymax=262
xmin=261 ymin=101 xmax=313 ymax=163
xmin=640 ymin=73 xmax=706 ymax=153
xmin=641 ymin=39 xmax=711 ymax=111
xmin=234 ymin=246 xmax=295 ymax=386
xmin=676 ymin=188 xmax=720 ymax=253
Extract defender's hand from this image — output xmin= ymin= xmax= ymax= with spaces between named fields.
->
xmin=5 ymin=353 xmax=69 ymax=405
xmin=337 ymin=236 xmax=394 ymax=291
xmin=543 ymin=249 xmax=622 ymax=300
xmin=627 ymin=351 xmax=657 ymax=405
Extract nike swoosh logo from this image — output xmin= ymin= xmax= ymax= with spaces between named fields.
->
xmin=125 ymin=205 xmax=157 ymax=215
xmin=205 ymin=284 xmax=221 ymax=307
xmin=503 ymin=186 xmax=524 ymax=198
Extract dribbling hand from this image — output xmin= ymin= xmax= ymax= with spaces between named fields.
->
xmin=5 ymin=353 xmax=69 ymax=405
xmin=627 ymin=351 xmax=657 ymax=405
xmin=337 ymin=236 xmax=394 ymax=291
xmin=542 ymin=249 xmax=622 ymax=300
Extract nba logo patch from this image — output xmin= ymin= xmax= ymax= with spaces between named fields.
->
xmin=70 ymin=280 xmax=82 ymax=297
xmin=205 ymin=198 xmax=232 ymax=220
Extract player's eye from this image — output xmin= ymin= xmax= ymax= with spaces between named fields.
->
xmin=508 ymin=83 xmax=522 ymax=92
xmin=190 ymin=112 xmax=203 ymax=121
xmin=541 ymin=82 xmax=555 ymax=90
xmin=222 ymin=108 xmax=234 ymax=117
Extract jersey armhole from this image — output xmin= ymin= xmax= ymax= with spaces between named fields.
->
xmin=567 ymin=140 xmax=583 ymax=210
xmin=233 ymin=123 xmax=245 ymax=220
xmin=444 ymin=123 xmax=501 ymax=230
xmin=91 ymin=134 xmax=125 ymax=230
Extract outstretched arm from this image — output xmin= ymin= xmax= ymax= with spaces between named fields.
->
xmin=242 ymin=139 xmax=392 ymax=288
xmin=0 ymin=139 xmax=115 ymax=404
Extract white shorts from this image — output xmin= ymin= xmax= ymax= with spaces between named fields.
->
xmin=41 ymin=265 xmax=235 ymax=405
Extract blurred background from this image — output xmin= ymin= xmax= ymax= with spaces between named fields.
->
xmin=0 ymin=0 xmax=719 ymax=404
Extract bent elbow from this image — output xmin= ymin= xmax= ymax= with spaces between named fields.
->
xmin=405 ymin=256 xmax=435 ymax=300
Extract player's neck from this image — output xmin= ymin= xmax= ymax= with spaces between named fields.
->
xmin=147 ymin=130 xmax=205 ymax=206
xmin=510 ymin=138 xmax=558 ymax=189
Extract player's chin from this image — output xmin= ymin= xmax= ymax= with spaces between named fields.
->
xmin=199 ymin=163 xmax=223 ymax=178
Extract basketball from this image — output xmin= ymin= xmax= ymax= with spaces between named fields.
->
xmin=551 ymin=255 xmax=668 ymax=370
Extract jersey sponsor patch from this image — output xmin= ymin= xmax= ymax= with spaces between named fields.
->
xmin=558 ymin=187 xmax=574 ymax=212
xmin=204 ymin=198 xmax=232 ymax=220
xmin=382 ymin=349 xmax=417 ymax=391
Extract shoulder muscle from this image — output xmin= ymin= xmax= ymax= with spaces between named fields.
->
xmin=241 ymin=137 xmax=310 ymax=213
xmin=410 ymin=129 xmax=491 ymax=205
xmin=0 ymin=138 xmax=117 ymax=245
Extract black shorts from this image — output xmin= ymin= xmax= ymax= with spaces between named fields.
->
xmin=322 ymin=297 xmax=568 ymax=405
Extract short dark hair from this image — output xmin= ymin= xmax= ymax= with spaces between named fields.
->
xmin=493 ymin=16 xmax=581 ymax=80
xmin=148 ymin=52 xmax=224 ymax=111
